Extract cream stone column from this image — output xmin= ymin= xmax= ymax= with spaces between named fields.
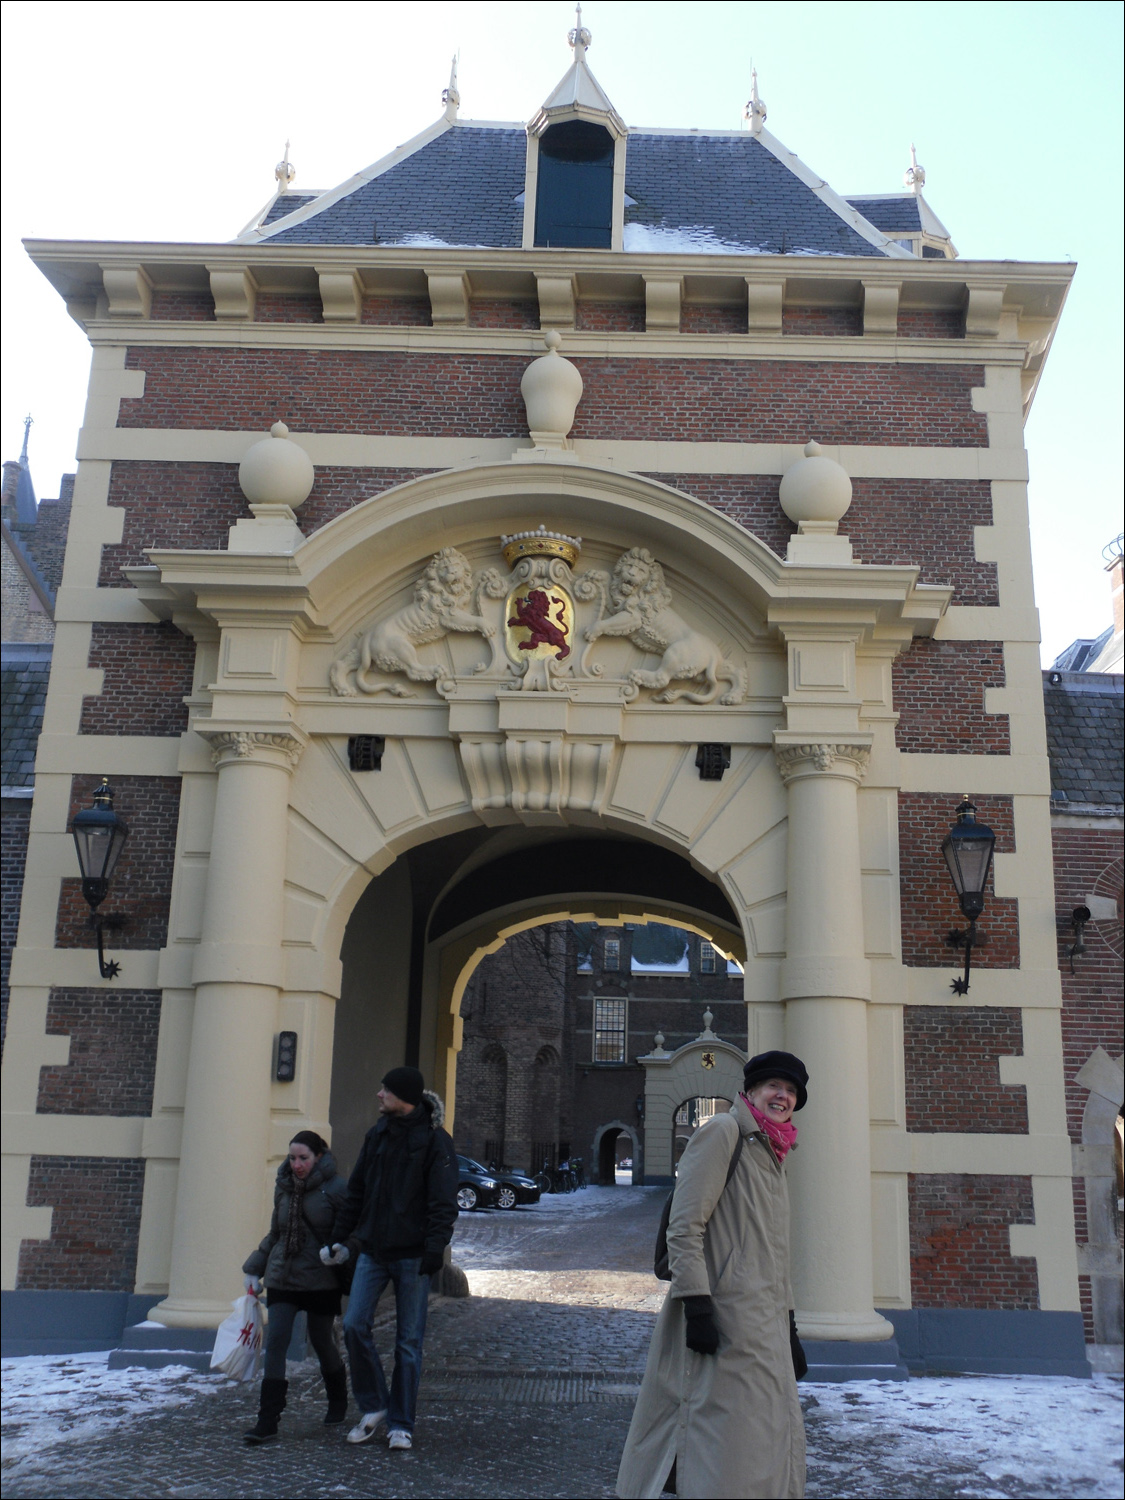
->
xmin=152 ymin=728 xmax=304 ymax=1328
xmin=775 ymin=738 xmax=894 ymax=1342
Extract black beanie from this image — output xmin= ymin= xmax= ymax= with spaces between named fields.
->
xmin=382 ymin=1066 xmax=425 ymax=1107
xmin=742 ymin=1050 xmax=809 ymax=1111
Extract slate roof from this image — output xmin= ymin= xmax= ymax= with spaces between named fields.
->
xmin=1042 ymin=671 xmax=1125 ymax=811
xmin=845 ymin=195 xmax=923 ymax=235
xmin=1 ymin=644 xmax=51 ymax=792
xmin=255 ymin=121 xmax=895 ymax=257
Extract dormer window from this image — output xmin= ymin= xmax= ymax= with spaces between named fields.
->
xmin=534 ymin=120 xmax=614 ymax=248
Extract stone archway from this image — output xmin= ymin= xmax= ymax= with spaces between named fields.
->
xmin=134 ymin=456 xmax=940 ymax=1341
xmin=640 ymin=1028 xmax=747 ymax=1184
xmin=593 ymin=1119 xmax=641 ymax=1185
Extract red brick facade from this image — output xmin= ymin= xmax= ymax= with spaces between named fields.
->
xmin=37 ymin=988 xmax=161 ymax=1116
xmin=908 ymin=1173 xmax=1038 ymax=1309
xmin=898 ymin=792 xmax=1018 ymax=969
xmin=893 ymin=639 xmax=1009 ymax=754
xmin=254 ymin=292 xmax=322 ymax=323
xmin=470 ymin=298 xmax=540 ymax=329
xmin=55 ymin=775 xmax=181 ymax=951
xmin=81 ymin=622 xmax=196 ymax=736
xmin=898 ymin=308 xmax=965 ymax=339
xmin=17 ymin=1156 xmax=145 ymax=1290
xmin=904 ymin=1006 xmax=1028 ymax=1132
xmin=576 ymin=300 xmax=646 ymax=332
xmin=362 ymin=294 xmax=431 ymax=326
xmin=681 ymin=304 xmax=748 ymax=334
xmin=120 ymin=347 xmax=989 ymax=447
xmin=782 ymin=305 xmax=863 ymax=337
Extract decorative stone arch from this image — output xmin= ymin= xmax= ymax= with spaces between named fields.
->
xmin=639 ymin=1031 xmax=747 ymax=1185
xmin=134 ymin=454 xmax=946 ymax=1337
xmin=592 ymin=1120 xmax=642 ymax=1186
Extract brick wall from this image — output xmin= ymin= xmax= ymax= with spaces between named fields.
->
xmin=782 ymin=305 xmax=863 ymax=336
xmin=97 ymin=461 xmax=438 ymax=584
xmin=898 ymin=792 xmax=1018 ymax=968
xmin=1 ymin=804 xmax=30 ymax=1055
xmin=893 ymin=640 xmax=1009 ymax=753
xmin=56 ymin=775 xmax=181 ymax=951
xmin=681 ymin=304 xmax=748 ymax=334
xmin=150 ymin=290 xmax=215 ymax=321
xmin=576 ymin=300 xmax=645 ymax=332
xmin=908 ymin=1173 xmax=1038 ymax=1309
xmin=37 ymin=988 xmax=161 ymax=1116
xmin=362 ymin=295 xmax=431 ymax=326
xmin=649 ymin=474 xmax=996 ymax=603
xmin=254 ymin=292 xmax=321 ymax=323
xmin=17 ymin=1156 xmax=145 ymax=1290
xmin=81 ymin=622 xmax=195 ymax=736
xmin=904 ymin=1006 xmax=1028 ymax=1132
xmin=470 ymin=298 xmax=539 ymax=329
xmin=898 ymin=308 xmax=964 ymax=339
xmin=121 ymin=348 xmax=989 ymax=447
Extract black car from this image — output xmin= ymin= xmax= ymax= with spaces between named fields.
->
xmin=455 ymin=1156 xmax=500 ymax=1211
xmin=459 ymin=1156 xmax=541 ymax=1209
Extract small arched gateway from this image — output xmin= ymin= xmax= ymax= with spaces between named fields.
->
xmin=639 ymin=1020 xmax=746 ymax=1184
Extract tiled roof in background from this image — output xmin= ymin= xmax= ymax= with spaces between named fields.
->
xmin=262 ymin=123 xmax=890 ymax=257
xmin=1043 ymin=671 xmax=1125 ymax=811
xmin=1 ymin=644 xmax=52 ymax=791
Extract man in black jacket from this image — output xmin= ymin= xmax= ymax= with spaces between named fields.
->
xmin=322 ymin=1067 xmax=458 ymax=1451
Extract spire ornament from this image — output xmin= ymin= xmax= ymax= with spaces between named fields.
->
xmin=442 ymin=54 xmax=460 ymax=121
xmin=568 ymin=3 xmax=592 ymax=61
xmin=274 ymin=140 xmax=295 ymax=192
xmin=744 ymin=66 xmax=767 ymax=135
xmin=904 ymin=143 xmax=925 ymax=193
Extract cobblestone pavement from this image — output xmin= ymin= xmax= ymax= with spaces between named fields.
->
xmin=4 ymin=1187 xmax=1122 ymax=1499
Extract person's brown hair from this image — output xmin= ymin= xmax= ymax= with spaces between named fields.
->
xmin=289 ymin=1130 xmax=328 ymax=1155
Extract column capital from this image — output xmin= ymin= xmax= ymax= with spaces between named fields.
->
xmin=202 ymin=728 xmax=306 ymax=771
xmin=773 ymin=738 xmax=871 ymax=785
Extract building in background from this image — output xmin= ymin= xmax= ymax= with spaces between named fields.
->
xmin=3 ymin=19 xmax=1107 ymax=1380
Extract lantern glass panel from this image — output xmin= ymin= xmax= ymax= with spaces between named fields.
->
xmin=952 ymin=834 xmax=993 ymax=898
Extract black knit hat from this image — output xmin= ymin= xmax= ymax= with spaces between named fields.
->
xmin=742 ymin=1050 xmax=809 ymax=1111
xmin=382 ymin=1066 xmax=425 ymax=1108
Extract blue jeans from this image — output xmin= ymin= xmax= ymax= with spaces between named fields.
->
xmin=342 ymin=1253 xmax=429 ymax=1434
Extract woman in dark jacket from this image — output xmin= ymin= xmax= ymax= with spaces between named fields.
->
xmin=241 ymin=1130 xmax=349 ymax=1444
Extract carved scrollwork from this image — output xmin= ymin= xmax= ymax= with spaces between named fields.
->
xmin=329 ymin=547 xmax=504 ymax=698
xmin=774 ymin=742 xmax=871 ymax=783
xmin=582 ymin=548 xmax=746 ymax=705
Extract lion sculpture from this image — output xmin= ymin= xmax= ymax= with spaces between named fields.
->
xmin=585 ymin=548 xmax=746 ymax=704
xmin=330 ymin=547 xmax=499 ymax=697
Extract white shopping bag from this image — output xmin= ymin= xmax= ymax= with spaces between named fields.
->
xmin=210 ymin=1294 xmax=264 ymax=1381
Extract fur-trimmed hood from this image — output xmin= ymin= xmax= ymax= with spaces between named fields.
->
xmin=422 ymin=1090 xmax=445 ymax=1129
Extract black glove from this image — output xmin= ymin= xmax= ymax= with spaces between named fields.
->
xmin=683 ymin=1295 xmax=720 ymax=1355
xmin=419 ymin=1250 xmax=444 ymax=1278
xmin=789 ymin=1310 xmax=808 ymax=1380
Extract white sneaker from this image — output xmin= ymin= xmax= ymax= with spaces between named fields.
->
xmin=346 ymin=1409 xmax=387 ymax=1444
xmin=388 ymin=1429 xmax=413 ymax=1451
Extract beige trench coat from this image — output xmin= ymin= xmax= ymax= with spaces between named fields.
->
xmin=617 ymin=1096 xmax=805 ymax=1500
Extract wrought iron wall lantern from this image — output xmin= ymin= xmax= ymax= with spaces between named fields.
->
xmin=1067 ymin=905 xmax=1091 ymax=973
xmin=942 ymin=797 xmax=996 ymax=995
xmin=69 ymin=778 xmax=129 ymax=979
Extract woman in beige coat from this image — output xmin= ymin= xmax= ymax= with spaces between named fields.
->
xmin=617 ymin=1050 xmax=810 ymax=1500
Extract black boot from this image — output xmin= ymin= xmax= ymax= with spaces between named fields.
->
xmin=323 ymin=1365 xmax=349 ymax=1425
xmin=243 ymin=1377 xmax=288 ymax=1444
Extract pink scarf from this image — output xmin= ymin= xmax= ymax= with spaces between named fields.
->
xmin=743 ymin=1095 xmax=798 ymax=1162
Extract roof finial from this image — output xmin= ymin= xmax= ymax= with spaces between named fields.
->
xmin=904 ymin=143 xmax=925 ymax=194
xmin=274 ymin=140 xmax=295 ymax=193
xmin=744 ymin=64 xmax=767 ymax=135
xmin=442 ymin=53 xmax=460 ymax=122
xmin=20 ymin=413 xmax=33 ymax=464
xmin=568 ymin=3 xmax=592 ymax=62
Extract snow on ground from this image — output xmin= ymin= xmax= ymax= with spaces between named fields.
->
xmin=803 ymin=1374 xmax=1124 ymax=1500
xmin=1 ymin=1350 xmax=225 ymax=1467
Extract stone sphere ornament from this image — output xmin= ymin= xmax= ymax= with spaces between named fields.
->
xmin=520 ymin=330 xmax=584 ymax=444
xmin=238 ymin=422 xmax=315 ymax=510
xmin=779 ymin=439 xmax=853 ymax=526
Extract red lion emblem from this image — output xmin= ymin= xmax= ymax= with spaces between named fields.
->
xmin=508 ymin=589 xmax=571 ymax=659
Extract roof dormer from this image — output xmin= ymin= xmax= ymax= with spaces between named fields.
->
xmin=523 ymin=8 xmax=627 ymax=250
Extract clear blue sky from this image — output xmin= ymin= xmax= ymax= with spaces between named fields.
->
xmin=2 ymin=0 xmax=1121 ymax=662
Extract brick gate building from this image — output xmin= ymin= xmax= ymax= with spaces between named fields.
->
xmin=3 ymin=23 xmax=1113 ymax=1374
